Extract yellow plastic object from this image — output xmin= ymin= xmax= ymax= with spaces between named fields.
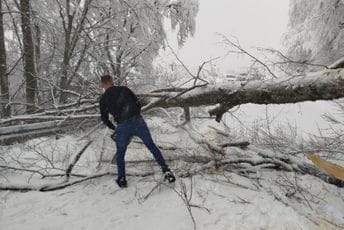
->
xmin=307 ymin=153 xmax=344 ymax=181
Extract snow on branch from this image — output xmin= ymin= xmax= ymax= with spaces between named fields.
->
xmin=329 ymin=57 xmax=344 ymax=69
xmin=1 ymin=68 xmax=344 ymax=144
xmin=143 ymin=68 xmax=344 ymax=121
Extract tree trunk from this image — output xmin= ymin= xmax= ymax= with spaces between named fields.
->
xmin=0 ymin=0 xmax=10 ymax=118
xmin=115 ymin=53 xmax=122 ymax=84
xmin=33 ymin=13 xmax=40 ymax=74
xmin=20 ymin=0 xmax=37 ymax=113
xmin=143 ymin=68 xmax=344 ymax=121
xmin=59 ymin=16 xmax=72 ymax=104
xmin=31 ymin=9 xmax=41 ymax=104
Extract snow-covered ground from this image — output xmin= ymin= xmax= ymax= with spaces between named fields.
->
xmin=224 ymin=101 xmax=340 ymax=139
xmin=1 ymin=113 xmax=344 ymax=230
xmin=3 ymin=173 xmax=342 ymax=230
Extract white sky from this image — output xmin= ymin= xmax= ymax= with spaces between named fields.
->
xmin=163 ymin=0 xmax=290 ymax=73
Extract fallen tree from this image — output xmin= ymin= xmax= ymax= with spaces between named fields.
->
xmin=142 ymin=68 xmax=344 ymax=121
xmin=0 ymin=115 xmax=99 ymax=144
xmin=1 ymin=68 xmax=343 ymax=143
xmin=3 ymin=69 xmax=344 ymax=122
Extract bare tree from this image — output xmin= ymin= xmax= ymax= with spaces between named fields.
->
xmin=20 ymin=0 xmax=37 ymax=113
xmin=57 ymin=0 xmax=92 ymax=104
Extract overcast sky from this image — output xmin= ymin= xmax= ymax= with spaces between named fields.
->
xmin=163 ymin=0 xmax=290 ymax=73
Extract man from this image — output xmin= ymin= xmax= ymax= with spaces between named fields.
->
xmin=99 ymin=75 xmax=175 ymax=188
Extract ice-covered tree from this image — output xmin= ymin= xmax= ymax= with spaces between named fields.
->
xmin=86 ymin=0 xmax=199 ymax=85
xmin=1 ymin=0 xmax=199 ymax=109
xmin=284 ymin=0 xmax=344 ymax=65
xmin=29 ymin=0 xmax=199 ymax=104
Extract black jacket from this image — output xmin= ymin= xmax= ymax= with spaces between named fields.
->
xmin=99 ymin=86 xmax=141 ymax=129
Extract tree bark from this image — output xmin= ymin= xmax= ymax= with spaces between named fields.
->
xmin=143 ymin=68 xmax=344 ymax=121
xmin=0 ymin=0 xmax=10 ymax=117
xmin=20 ymin=0 xmax=37 ymax=113
xmin=33 ymin=12 xmax=40 ymax=74
xmin=65 ymin=140 xmax=93 ymax=180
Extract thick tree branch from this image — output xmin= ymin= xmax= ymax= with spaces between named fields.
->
xmin=65 ymin=140 xmax=93 ymax=180
xmin=143 ymin=68 xmax=344 ymax=121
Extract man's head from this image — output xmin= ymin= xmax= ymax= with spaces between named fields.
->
xmin=100 ymin=75 xmax=114 ymax=91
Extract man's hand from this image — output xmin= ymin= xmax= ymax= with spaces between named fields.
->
xmin=110 ymin=131 xmax=116 ymax=142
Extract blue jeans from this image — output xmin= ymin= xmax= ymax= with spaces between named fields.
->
xmin=112 ymin=116 xmax=168 ymax=178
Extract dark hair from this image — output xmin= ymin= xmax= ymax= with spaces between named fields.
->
xmin=100 ymin=75 xmax=113 ymax=84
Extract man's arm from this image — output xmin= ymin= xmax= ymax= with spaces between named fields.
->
xmin=99 ymin=96 xmax=116 ymax=130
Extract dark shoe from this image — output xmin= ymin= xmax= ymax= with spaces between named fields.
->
xmin=164 ymin=170 xmax=176 ymax=183
xmin=116 ymin=177 xmax=127 ymax=188
xmin=162 ymin=166 xmax=171 ymax=173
